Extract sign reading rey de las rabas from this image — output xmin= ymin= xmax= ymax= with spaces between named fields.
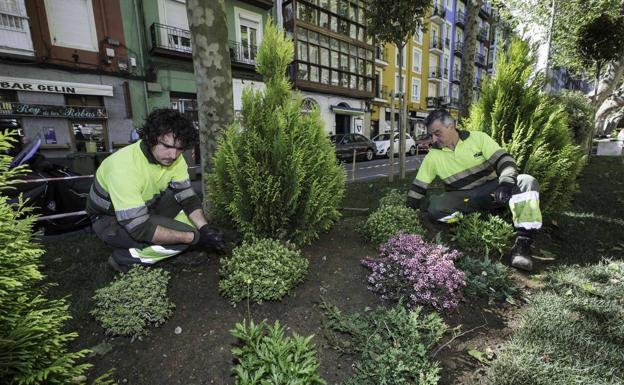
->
xmin=0 ymin=102 xmax=107 ymax=119
xmin=0 ymin=76 xmax=113 ymax=97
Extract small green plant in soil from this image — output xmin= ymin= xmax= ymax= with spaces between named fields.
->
xmin=91 ymin=266 xmax=174 ymax=339
xmin=453 ymin=213 xmax=514 ymax=258
xmin=456 ymin=256 xmax=518 ymax=303
xmin=487 ymin=260 xmax=624 ymax=385
xmin=321 ymin=301 xmax=446 ymax=385
xmin=363 ymin=204 xmax=425 ymax=245
xmin=379 ymin=188 xmax=407 ymax=208
xmin=230 ymin=319 xmax=325 ymax=385
xmin=219 ymin=238 xmax=308 ymax=304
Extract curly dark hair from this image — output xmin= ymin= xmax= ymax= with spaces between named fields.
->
xmin=137 ymin=108 xmax=198 ymax=149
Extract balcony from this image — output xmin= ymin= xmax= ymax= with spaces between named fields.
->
xmin=375 ymin=46 xmax=388 ymax=66
xmin=428 ymin=69 xmax=442 ymax=82
xmin=430 ymin=38 xmax=443 ymax=54
xmin=373 ymin=84 xmax=389 ymax=102
xmin=475 ymin=53 xmax=486 ymax=67
xmin=431 ymin=5 xmax=446 ymax=23
xmin=477 ymin=28 xmax=488 ymax=42
xmin=456 ymin=11 xmax=465 ymax=27
xmin=150 ymin=23 xmax=192 ymax=58
xmin=229 ymin=40 xmax=258 ymax=67
xmin=439 ymin=96 xmax=450 ymax=106
xmin=449 ymin=97 xmax=460 ymax=108
xmin=443 ymin=68 xmax=449 ymax=80
xmin=454 ymin=42 xmax=463 ymax=57
xmin=426 ymin=96 xmax=441 ymax=109
xmin=0 ymin=8 xmax=35 ymax=58
xmin=444 ymin=38 xmax=451 ymax=49
xmin=452 ymin=70 xmax=461 ymax=84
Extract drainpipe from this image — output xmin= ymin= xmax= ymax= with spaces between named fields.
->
xmin=275 ymin=0 xmax=283 ymax=28
xmin=133 ymin=0 xmax=150 ymax=119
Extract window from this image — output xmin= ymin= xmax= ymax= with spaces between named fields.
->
xmin=236 ymin=8 xmax=262 ymax=63
xmin=411 ymin=78 xmax=421 ymax=102
xmin=309 ymin=45 xmax=319 ymax=64
xmin=44 ymin=0 xmax=98 ymax=51
xmin=0 ymin=0 xmax=25 ymax=31
xmin=428 ymin=82 xmax=437 ymax=97
xmin=413 ymin=28 xmax=423 ymax=45
xmin=395 ymin=45 xmax=406 ymax=68
xmin=320 ymin=47 xmax=329 ymax=66
xmin=297 ymin=41 xmax=308 ymax=61
xmin=412 ymin=47 xmax=422 ymax=73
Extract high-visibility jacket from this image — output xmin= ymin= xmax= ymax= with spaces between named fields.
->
xmin=86 ymin=140 xmax=202 ymax=242
xmin=408 ymin=130 xmax=517 ymax=204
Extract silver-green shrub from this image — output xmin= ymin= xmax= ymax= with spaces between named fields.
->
xmin=219 ymin=238 xmax=308 ymax=304
xmin=363 ymin=205 xmax=425 ymax=245
xmin=453 ymin=213 xmax=514 ymax=258
xmin=379 ymin=189 xmax=407 ymax=208
xmin=91 ymin=266 xmax=174 ymax=339
xmin=208 ymin=20 xmax=344 ymax=245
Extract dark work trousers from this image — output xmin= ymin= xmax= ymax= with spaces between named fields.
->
xmin=92 ymin=190 xmax=198 ymax=267
xmin=427 ymin=174 xmax=540 ymax=234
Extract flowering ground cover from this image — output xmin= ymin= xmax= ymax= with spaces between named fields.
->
xmin=39 ymin=157 xmax=624 ymax=385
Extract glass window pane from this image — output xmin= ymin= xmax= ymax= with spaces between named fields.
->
xmin=320 ymin=12 xmax=329 ymax=29
xmin=330 ymin=1 xmax=337 ymax=13
xmin=339 ymin=19 xmax=349 ymax=35
xmin=350 ymin=74 xmax=357 ymax=89
xmin=330 ymin=38 xmax=339 ymax=50
xmin=358 ymin=58 xmax=365 ymax=74
xmin=349 ymin=44 xmax=357 ymax=56
xmin=331 ymin=70 xmax=339 ymax=86
xmin=321 ymin=68 xmax=330 ymax=84
xmin=298 ymin=63 xmax=309 ymax=80
xmin=340 ymin=53 xmax=348 ymax=71
xmin=366 ymin=61 xmax=372 ymax=75
xmin=297 ymin=28 xmax=307 ymax=42
xmin=298 ymin=41 xmax=308 ymax=61
xmin=320 ymin=34 xmax=329 ymax=47
xmin=340 ymin=41 xmax=349 ymax=53
xmin=330 ymin=15 xmax=337 ymax=32
xmin=349 ymin=3 xmax=357 ymax=20
xmin=331 ymin=50 xmax=339 ymax=68
xmin=340 ymin=72 xmax=348 ymax=87
xmin=320 ymin=48 xmax=329 ymax=66
xmin=350 ymin=23 xmax=357 ymax=39
xmin=309 ymin=31 xmax=319 ymax=45
xmin=320 ymin=0 xmax=330 ymax=10
xmin=310 ymin=65 xmax=319 ymax=82
xmin=309 ymin=45 xmax=319 ymax=64
xmin=349 ymin=57 xmax=356 ymax=73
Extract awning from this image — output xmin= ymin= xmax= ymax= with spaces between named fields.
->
xmin=331 ymin=105 xmax=365 ymax=115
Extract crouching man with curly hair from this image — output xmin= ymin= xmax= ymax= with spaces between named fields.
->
xmin=86 ymin=108 xmax=224 ymax=273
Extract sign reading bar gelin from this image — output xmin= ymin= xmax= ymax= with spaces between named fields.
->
xmin=0 ymin=76 xmax=113 ymax=97
xmin=0 ymin=102 xmax=107 ymax=119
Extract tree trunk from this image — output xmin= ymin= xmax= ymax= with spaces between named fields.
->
xmin=595 ymin=83 xmax=624 ymax=134
xmin=187 ymin=0 xmax=234 ymax=215
xmin=389 ymin=92 xmax=396 ymax=182
xmin=398 ymin=43 xmax=407 ymax=180
xmin=458 ymin=0 xmax=483 ymax=121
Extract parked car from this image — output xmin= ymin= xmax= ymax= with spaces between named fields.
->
xmin=372 ymin=132 xmax=417 ymax=158
xmin=330 ymin=133 xmax=376 ymax=161
xmin=413 ymin=133 xmax=433 ymax=153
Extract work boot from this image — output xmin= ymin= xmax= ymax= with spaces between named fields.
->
xmin=108 ymin=256 xmax=130 ymax=274
xmin=511 ymin=236 xmax=533 ymax=271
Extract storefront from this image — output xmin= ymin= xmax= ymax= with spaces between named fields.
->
xmin=0 ymin=72 xmax=132 ymax=161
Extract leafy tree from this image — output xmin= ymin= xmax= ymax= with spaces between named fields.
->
xmin=186 ymin=0 xmax=234 ymax=214
xmin=0 ymin=132 xmax=91 ymax=384
xmin=466 ymin=39 xmax=586 ymax=214
xmin=208 ymin=20 xmax=345 ymax=244
xmin=365 ymin=0 xmax=432 ymax=180
xmin=549 ymin=90 xmax=594 ymax=146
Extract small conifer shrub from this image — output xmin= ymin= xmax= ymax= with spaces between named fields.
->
xmin=362 ymin=233 xmax=465 ymax=310
xmin=219 ymin=238 xmax=308 ymax=304
xmin=208 ymin=20 xmax=344 ymax=244
xmin=0 ymin=131 xmax=91 ymax=384
xmin=91 ymin=266 xmax=174 ymax=339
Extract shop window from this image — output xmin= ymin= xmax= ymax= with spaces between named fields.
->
xmin=72 ymin=122 xmax=106 ymax=152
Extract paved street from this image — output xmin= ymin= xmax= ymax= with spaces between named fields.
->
xmin=344 ymin=154 xmax=424 ymax=182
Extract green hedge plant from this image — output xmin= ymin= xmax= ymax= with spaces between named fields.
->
xmin=466 ymin=39 xmax=586 ymax=214
xmin=230 ymin=320 xmax=325 ymax=385
xmin=91 ymin=266 xmax=174 ymax=340
xmin=456 ymin=256 xmax=517 ymax=303
xmin=219 ymin=238 xmax=308 ymax=304
xmin=379 ymin=188 xmax=407 ymax=208
xmin=208 ymin=20 xmax=344 ymax=244
xmin=0 ymin=131 xmax=93 ymax=385
xmin=363 ymin=205 xmax=425 ymax=245
xmin=453 ymin=213 xmax=515 ymax=258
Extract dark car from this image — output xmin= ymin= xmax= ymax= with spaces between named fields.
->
xmin=330 ymin=133 xmax=376 ymax=161
xmin=413 ymin=133 xmax=433 ymax=153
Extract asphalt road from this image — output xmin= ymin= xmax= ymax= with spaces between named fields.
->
xmin=343 ymin=154 xmax=425 ymax=182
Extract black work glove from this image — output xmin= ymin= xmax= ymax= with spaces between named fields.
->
xmin=493 ymin=182 xmax=514 ymax=205
xmin=406 ymin=196 xmax=420 ymax=210
xmin=196 ymin=225 xmax=226 ymax=254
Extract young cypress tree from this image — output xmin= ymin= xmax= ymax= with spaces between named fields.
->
xmin=466 ymin=39 xmax=586 ymax=214
xmin=208 ymin=20 xmax=345 ymax=244
xmin=0 ymin=132 xmax=91 ymax=384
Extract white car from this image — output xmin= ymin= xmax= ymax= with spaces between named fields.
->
xmin=372 ymin=132 xmax=417 ymax=158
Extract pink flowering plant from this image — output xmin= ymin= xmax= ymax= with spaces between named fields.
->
xmin=362 ymin=233 xmax=466 ymax=311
